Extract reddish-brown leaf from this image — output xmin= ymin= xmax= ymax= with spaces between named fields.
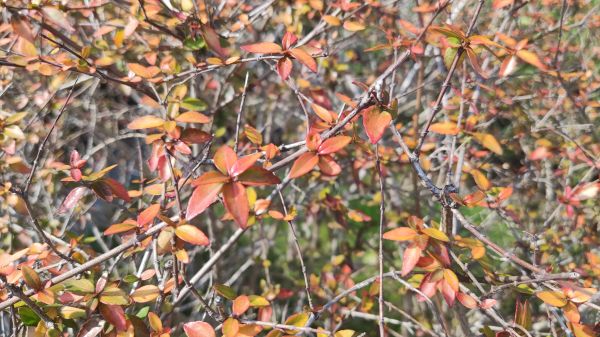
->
xmin=241 ymin=42 xmax=283 ymax=54
xmin=222 ymin=182 xmax=250 ymax=229
xmin=104 ymin=178 xmax=131 ymax=202
xmin=238 ymin=167 xmax=281 ymax=186
xmin=192 ymin=171 xmax=230 ymax=186
xmin=317 ymin=136 xmax=351 ymax=155
xmin=288 ymin=48 xmax=317 ymax=72
xmin=401 ymin=244 xmax=421 ymax=276
xmin=175 ymin=225 xmax=210 ymax=246
xmin=99 ymin=304 xmax=127 ymax=332
xmin=186 ymin=182 xmax=225 ymax=220
xmin=288 ymin=152 xmax=319 ymax=179
xmin=277 ymin=57 xmax=293 ymax=80
xmin=466 ymin=48 xmax=487 ymax=78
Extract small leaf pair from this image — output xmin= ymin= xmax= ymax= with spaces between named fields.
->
xmin=288 ymin=131 xmax=351 ymax=179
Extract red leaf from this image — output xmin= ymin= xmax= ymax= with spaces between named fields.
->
xmin=175 ymin=225 xmax=210 ymax=246
xmin=238 ymin=167 xmax=281 ymax=186
xmin=99 ymin=304 xmax=127 ymax=332
xmin=317 ymin=136 xmax=351 ymax=155
xmin=186 ymin=182 xmax=225 ymax=220
xmin=137 ymin=204 xmax=161 ymax=226
xmin=281 ymin=32 xmax=298 ymax=50
xmin=288 ymin=47 xmax=317 ymax=72
xmin=401 ymin=244 xmax=421 ymax=276
xmin=183 ymin=321 xmax=216 ymax=337
xmin=70 ymin=168 xmax=82 ymax=181
xmin=202 ymin=25 xmax=227 ymax=57
xmin=231 ymin=152 xmax=262 ymax=177
xmin=241 ymin=42 xmax=283 ymax=54
xmin=222 ymin=182 xmax=250 ymax=229
xmin=213 ymin=145 xmax=238 ymax=176
xmin=288 ymin=152 xmax=319 ymax=179
xmin=104 ymin=178 xmax=131 ymax=202
xmin=277 ymin=58 xmax=293 ymax=80
xmin=362 ymin=107 xmax=391 ymax=144
xmin=58 ymin=186 xmax=88 ymax=214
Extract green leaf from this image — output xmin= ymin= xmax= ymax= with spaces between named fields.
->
xmin=18 ymin=307 xmax=40 ymax=326
xmin=63 ymin=279 xmax=95 ymax=294
xmin=184 ymin=37 xmax=206 ymax=50
xmin=136 ymin=306 xmax=150 ymax=318
xmin=181 ymin=97 xmax=208 ymax=112
xmin=213 ymin=284 xmax=236 ymax=300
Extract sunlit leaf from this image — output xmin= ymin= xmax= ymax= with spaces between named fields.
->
xmin=175 ymin=225 xmax=210 ymax=246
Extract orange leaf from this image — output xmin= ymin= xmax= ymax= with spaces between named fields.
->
xmin=317 ymin=155 xmax=342 ymax=176
xmin=401 ymin=244 xmax=421 ymax=276
xmin=175 ymin=225 xmax=210 ymax=246
xmin=288 ymin=48 xmax=317 ymax=72
xmin=127 ymin=115 xmax=165 ymax=130
xmin=232 ymin=295 xmax=250 ymax=316
xmin=241 ymin=42 xmax=282 ymax=54
xmin=383 ymin=227 xmax=418 ymax=241
xmin=516 ymin=49 xmax=547 ymax=71
xmin=499 ymin=55 xmax=518 ymax=77
xmin=222 ymin=182 xmax=250 ymax=229
xmin=223 ymin=318 xmax=240 ymax=337
xmin=128 ymin=63 xmax=161 ymax=79
xmin=175 ymin=111 xmax=210 ymax=124
xmin=429 ymin=121 xmax=459 ymax=135
xmin=22 ymin=265 xmax=42 ymax=290
xmin=343 ymin=21 xmax=365 ymax=32
xmin=186 ymin=182 xmax=225 ymax=220
xmin=277 ymin=57 xmax=293 ymax=80
xmin=471 ymin=169 xmax=491 ymax=191
xmin=563 ymin=302 xmax=580 ymax=323
xmin=192 ymin=171 xmax=230 ymax=186
xmin=137 ymin=204 xmax=161 ymax=226
xmin=443 ymin=269 xmax=459 ymax=292
xmin=317 ymin=136 xmax=351 ymax=155
xmin=104 ymin=221 xmax=137 ymax=235
xmin=363 ymin=108 xmax=391 ymax=144
xmin=456 ymin=292 xmax=478 ymax=309
xmin=288 ymin=152 xmax=319 ymax=179
xmin=311 ymin=103 xmax=335 ymax=124
xmin=466 ymin=48 xmax=487 ymax=78
xmin=214 ymin=145 xmax=238 ymax=176
xmin=568 ymin=322 xmax=595 ymax=337
xmin=100 ymin=304 xmax=127 ymax=332
xmin=184 ymin=321 xmax=216 ymax=337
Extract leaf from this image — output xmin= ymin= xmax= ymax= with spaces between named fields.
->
xmin=472 ymin=132 xmax=503 ymax=155
xmin=536 ymin=291 xmax=568 ymax=307
xmin=232 ymin=295 xmax=250 ymax=316
xmin=238 ymin=167 xmax=281 ymax=186
xmin=248 ymin=295 xmax=270 ymax=307
xmin=223 ymin=318 xmax=239 ymax=337
xmin=277 ymin=57 xmax=293 ymax=80
xmin=104 ymin=178 xmax=131 ymax=202
xmin=469 ymin=35 xmax=503 ymax=48
xmin=516 ymin=49 xmax=547 ymax=71
xmin=131 ymin=285 xmax=160 ymax=303
xmin=222 ymin=182 xmax=250 ymax=229
xmin=323 ymin=15 xmax=341 ymax=26
xmin=401 ymin=244 xmax=421 ymax=276
xmin=99 ymin=284 xmax=130 ymax=305
xmin=284 ymin=313 xmax=309 ymax=334
xmin=514 ymin=299 xmax=531 ymax=329
xmin=63 ymin=279 xmax=95 ymax=294
xmin=231 ymin=153 xmax=263 ymax=177
xmin=568 ymin=322 xmax=595 ymax=337
xmin=127 ymin=116 xmax=165 ymax=130
xmin=213 ymin=145 xmax=238 ymax=176
xmin=317 ymin=136 xmax=351 ymax=155
xmin=58 ymin=186 xmax=88 ymax=214
xmin=443 ymin=269 xmax=459 ymax=292
xmin=175 ymin=111 xmax=211 ymax=124
xmin=181 ymin=97 xmax=208 ymax=111
xmin=563 ymin=302 xmax=580 ymax=323
xmin=4 ymin=125 xmax=25 ymax=139
xmin=186 ymin=182 xmax=225 ymax=220
xmin=471 ymin=169 xmax=491 ymax=191
xmin=99 ymin=304 xmax=127 ymax=332
xmin=288 ymin=152 xmax=319 ymax=179
xmin=21 ymin=265 xmax=42 ymax=290
xmin=137 ymin=204 xmax=161 ymax=226
xmin=128 ymin=63 xmax=160 ymax=79
xmin=456 ymin=292 xmax=478 ymax=309
xmin=288 ymin=48 xmax=317 ymax=72
xmin=241 ymin=42 xmax=283 ymax=54
xmin=317 ymin=155 xmax=342 ymax=176
xmin=422 ymin=227 xmax=450 ymax=242
xmin=184 ymin=322 xmax=216 ymax=337
xmin=335 ymin=330 xmax=355 ymax=337
xmin=60 ymin=306 xmax=87 ymax=319
xmin=214 ymin=284 xmax=237 ymax=300
xmin=363 ymin=108 xmax=391 ymax=144
xmin=569 ymin=288 xmax=596 ymax=303
xmin=429 ymin=121 xmax=459 ymax=135
xmin=104 ymin=221 xmax=137 ymax=235
xmin=499 ymin=55 xmax=518 ymax=77
xmin=311 ymin=103 xmax=334 ymax=124
xmin=343 ymin=21 xmax=365 ymax=31
xmin=383 ymin=227 xmax=418 ymax=241
xmin=175 ymin=225 xmax=210 ymax=246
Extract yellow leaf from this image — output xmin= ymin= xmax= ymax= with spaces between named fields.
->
xmin=471 ymin=169 xmax=491 ymax=191
xmin=335 ymin=330 xmax=355 ymax=337
xmin=60 ymin=306 xmax=86 ymax=319
xmin=284 ymin=313 xmax=309 ymax=334
xmin=443 ymin=269 xmax=459 ymax=292
xmin=248 ymin=295 xmax=270 ymax=307
xmin=323 ymin=15 xmax=341 ymax=26
xmin=429 ymin=121 xmax=459 ymax=135
xmin=472 ymin=132 xmax=503 ymax=155
xmin=421 ymin=227 xmax=450 ymax=242
xmin=131 ymin=284 xmax=160 ymax=303
xmin=536 ymin=291 xmax=567 ymax=307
